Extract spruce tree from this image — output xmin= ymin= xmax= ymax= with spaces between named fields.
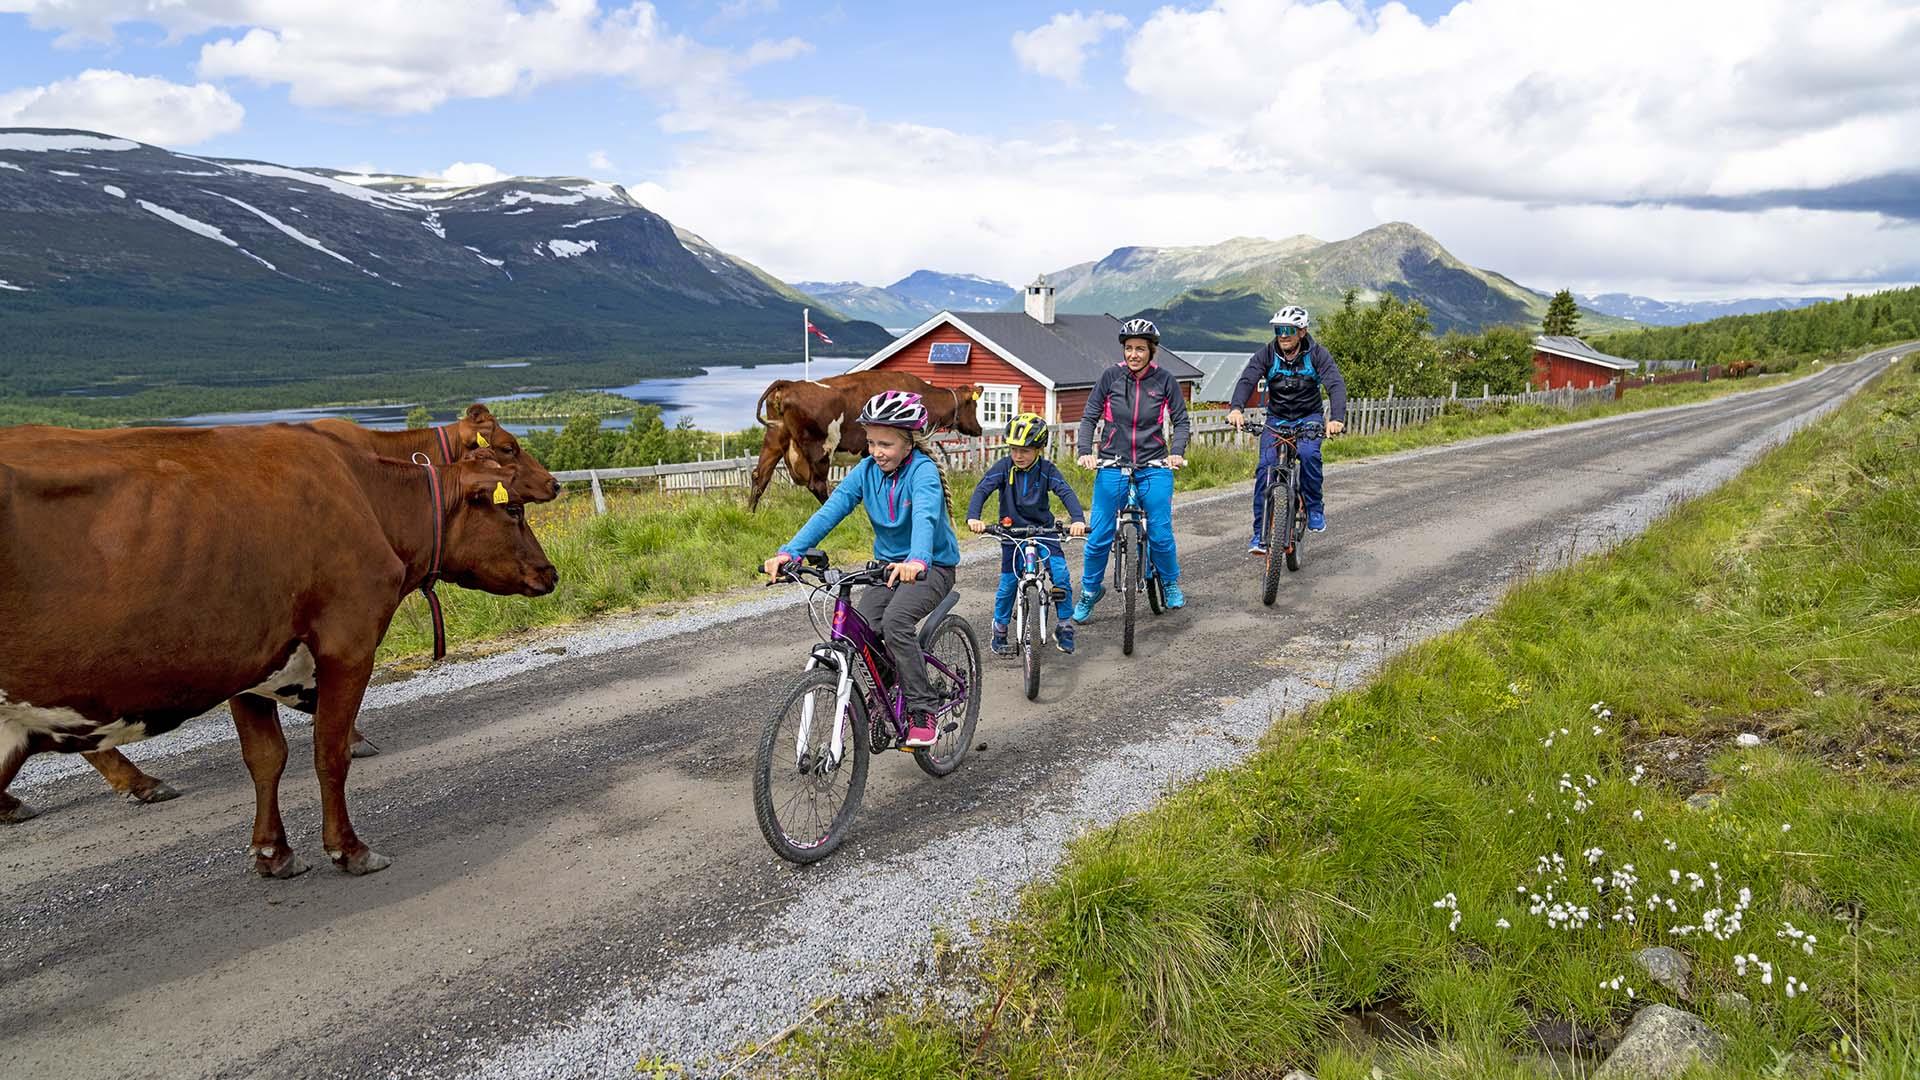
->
xmin=1543 ymin=289 xmax=1582 ymax=337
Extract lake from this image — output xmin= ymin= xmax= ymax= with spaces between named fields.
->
xmin=151 ymin=357 xmax=867 ymax=433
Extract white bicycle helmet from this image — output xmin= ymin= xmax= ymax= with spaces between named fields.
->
xmin=1270 ymin=305 xmax=1310 ymax=330
xmin=1117 ymin=317 xmax=1160 ymax=344
xmin=857 ymin=390 xmax=929 ymax=431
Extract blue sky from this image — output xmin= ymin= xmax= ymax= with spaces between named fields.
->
xmin=3 ymin=1 xmax=1916 ymax=298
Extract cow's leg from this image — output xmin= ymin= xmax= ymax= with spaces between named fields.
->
xmin=82 ymin=748 xmax=179 ymax=804
xmin=807 ymin=450 xmax=834 ymax=503
xmin=231 ymin=694 xmax=307 ymax=878
xmin=747 ymin=427 xmax=789 ymax=512
xmin=349 ymin=725 xmax=379 ymax=759
xmin=0 ymin=727 xmax=37 ymax=824
xmin=311 ymin=654 xmax=389 ymax=875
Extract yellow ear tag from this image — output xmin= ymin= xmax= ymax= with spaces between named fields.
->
xmin=475 ymin=433 xmax=490 ymax=448
xmin=492 ymin=482 xmax=510 ymax=505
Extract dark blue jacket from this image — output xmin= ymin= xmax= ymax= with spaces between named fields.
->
xmin=1076 ymin=362 xmax=1192 ymax=464
xmin=967 ymin=456 xmax=1085 ymax=529
xmin=1230 ymin=333 xmax=1348 ymax=422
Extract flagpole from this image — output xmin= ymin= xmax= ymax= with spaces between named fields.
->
xmin=803 ymin=306 xmax=811 ymax=382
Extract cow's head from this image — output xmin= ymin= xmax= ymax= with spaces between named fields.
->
xmin=456 ymin=404 xmax=561 ymax=503
xmin=949 ymin=385 xmax=985 ymax=436
xmin=439 ymin=452 xmax=559 ymax=597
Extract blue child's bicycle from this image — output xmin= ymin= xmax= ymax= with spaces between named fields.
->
xmin=985 ymin=522 xmax=1084 ymax=700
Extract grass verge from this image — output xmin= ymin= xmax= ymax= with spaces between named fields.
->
xmin=794 ymin=355 xmax=1920 ymax=1076
xmin=376 ymin=354 xmax=1875 ymax=663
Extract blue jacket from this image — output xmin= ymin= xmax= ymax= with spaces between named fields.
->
xmin=1076 ymin=362 xmax=1192 ymax=465
xmin=966 ymin=456 xmax=1085 ymax=529
xmin=781 ymin=451 xmax=960 ymax=570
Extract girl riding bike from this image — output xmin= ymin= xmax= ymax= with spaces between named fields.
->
xmin=1073 ymin=317 xmax=1192 ymax=621
xmin=763 ymin=391 xmax=961 ymax=748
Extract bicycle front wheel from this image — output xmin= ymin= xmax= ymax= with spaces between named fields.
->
xmin=753 ymin=669 xmax=869 ymax=864
xmin=1022 ymin=583 xmax=1044 ymax=701
xmin=916 ymin=615 xmax=982 ymax=778
xmin=1261 ymin=484 xmax=1284 ymax=606
xmin=1286 ymin=468 xmax=1305 ymax=573
xmin=1118 ymin=521 xmax=1138 ymax=656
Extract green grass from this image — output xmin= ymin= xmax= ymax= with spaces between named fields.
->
xmin=374 ymin=356 xmax=1866 ymax=663
xmin=793 ymin=356 xmax=1920 ymax=1076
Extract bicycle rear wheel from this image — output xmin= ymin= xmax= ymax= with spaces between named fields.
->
xmin=1118 ymin=521 xmax=1138 ymax=656
xmin=916 ymin=614 xmax=982 ymax=778
xmin=1261 ymin=482 xmax=1283 ymax=606
xmin=753 ymin=669 xmax=869 ymax=864
xmin=1286 ymin=467 xmax=1304 ymax=573
xmin=1021 ymin=583 xmax=1044 ymax=701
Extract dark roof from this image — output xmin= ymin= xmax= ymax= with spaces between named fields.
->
xmin=954 ymin=312 xmax=1203 ymax=388
xmin=1533 ymin=335 xmax=1638 ymax=371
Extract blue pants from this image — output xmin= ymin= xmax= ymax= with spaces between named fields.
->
xmin=1253 ymin=418 xmax=1323 ymax=541
xmin=993 ymin=542 xmax=1072 ymax=626
xmin=1081 ymin=466 xmax=1179 ymax=591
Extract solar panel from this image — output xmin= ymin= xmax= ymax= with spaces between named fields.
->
xmin=927 ymin=342 xmax=972 ymax=364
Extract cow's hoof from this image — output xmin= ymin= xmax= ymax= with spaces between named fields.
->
xmin=1 ymin=800 xmax=41 ymax=824
xmin=330 ymin=848 xmax=392 ymax=876
xmin=350 ymin=738 xmax=380 ymax=759
xmin=252 ymin=846 xmax=311 ymax=879
xmin=127 ymin=780 xmax=180 ymax=804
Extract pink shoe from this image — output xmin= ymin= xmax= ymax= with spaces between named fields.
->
xmin=902 ymin=716 xmax=938 ymax=748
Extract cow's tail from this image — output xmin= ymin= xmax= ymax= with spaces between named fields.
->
xmin=756 ymin=380 xmax=794 ymax=428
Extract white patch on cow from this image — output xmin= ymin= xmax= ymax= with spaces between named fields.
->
xmin=0 ymin=688 xmax=98 ymax=751
xmin=246 ymin=644 xmax=318 ymax=707
xmin=823 ymin=415 xmax=846 ymax=455
xmin=90 ymin=718 xmax=152 ymax=749
xmin=0 ymin=714 xmax=28 ymax=767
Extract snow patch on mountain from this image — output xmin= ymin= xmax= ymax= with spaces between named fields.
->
xmin=102 ymin=184 xmax=125 ymax=198
xmin=423 ymin=211 xmax=446 ymax=239
xmin=464 ymin=246 xmax=506 ymax=268
xmin=562 ymin=216 xmax=621 ymax=229
xmin=0 ymin=279 xmax=25 ymax=292
xmin=225 ymin=162 xmax=421 ymax=212
xmin=217 ymin=193 xmax=356 ymax=266
xmin=502 ymin=190 xmax=586 ymax=207
xmin=0 ymin=161 xmax=22 ymax=171
xmin=137 ymin=199 xmax=277 ymax=272
xmin=50 ymin=170 xmax=82 ymax=177
xmin=547 ymin=239 xmax=598 ymax=258
xmin=0 ymin=133 xmax=138 ymax=152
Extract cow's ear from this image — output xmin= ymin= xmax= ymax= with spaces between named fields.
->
xmin=455 ymin=454 xmax=510 ymax=502
xmin=466 ymin=403 xmax=495 ymax=423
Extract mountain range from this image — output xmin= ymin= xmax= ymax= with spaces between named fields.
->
xmin=794 ymin=270 xmax=1018 ymax=326
xmin=1577 ymin=292 xmax=1832 ymax=326
xmin=0 ymin=128 xmax=890 ymax=404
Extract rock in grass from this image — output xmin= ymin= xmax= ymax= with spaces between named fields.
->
xmin=1684 ymin=792 xmax=1721 ymax=812
xmin=1593 ymin=1005 xmax=1724 ymax=1079
xmin=1712 ymin=991 xmax=1751 ymax=1014
xmin=1635 ymin=945 xmax=1692 ymax=999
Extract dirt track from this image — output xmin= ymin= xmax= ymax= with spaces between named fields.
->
xmin=0 ymin=351 xmax=1896 ymax=1078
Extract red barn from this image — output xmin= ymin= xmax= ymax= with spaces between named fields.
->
xmin=847 ymin=276 xmax=1203 ymax=451
xmin=1532 ymin=335 xmax=1639 ymax=389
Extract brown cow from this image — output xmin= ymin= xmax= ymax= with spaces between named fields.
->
xmin=0 ymin=425 xmax=557 ymax=876
xmin=0 ymin=402 xmax=561 ymax=810
xmin=747 ymin=372 xmax=984 ymax=510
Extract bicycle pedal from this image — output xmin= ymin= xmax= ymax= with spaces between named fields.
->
xmin=942 ymin=721 xmax=959 ymax=733
xmin=1049 ymin=587 xmax=1068 ymax=602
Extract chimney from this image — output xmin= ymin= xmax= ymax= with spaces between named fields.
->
xmin=1024 ymin=274 xmax=1056 ymax=325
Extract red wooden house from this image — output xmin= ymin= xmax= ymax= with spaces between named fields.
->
xmin=846 ymin=277 xmax=1203 ymax=449
xmin=1532 ymin=335 xmax=1639 ymax=389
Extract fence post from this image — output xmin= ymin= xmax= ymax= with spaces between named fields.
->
xmin=1450 ymin=381 xmax=1457 ymax=399
xmin=589 ymin=470 xmax=607 ymax=515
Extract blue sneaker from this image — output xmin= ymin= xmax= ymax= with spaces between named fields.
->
xmin=1307 ymin=509 xmax=1327 ymax=532
xmin=990 ymin=623 xmax=1012 ymax=657
xmin=1162 ymin=580 xmax=1186 ymax=609
xmin=1248 ymin=538 xmax=1267 ymax=555
xmin=1055 ymin=622 xmax=1075 ymax=654
xmin=1071 ymin=585 xmax=1105 ymax=624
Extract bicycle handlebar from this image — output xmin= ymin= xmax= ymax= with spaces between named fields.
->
xmin=1094 ymin=458 xmax=1178 ymax=471
xmin=985 ymin=524 xmax=1086 ymax=544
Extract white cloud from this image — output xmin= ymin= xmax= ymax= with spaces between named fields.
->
xmin=1012 ymin=10 xmax=1130 ymax=85
xmin=1 ymin=1 xmax=808 ymax=114
xmin=0 ymin=69 xmax=244 ymax=145
xmin=439 ymin=161 xmax=512 ymax=186
xmin=587 ymin=149 xmax=614 ymax=172
xmin=1123 ymin=0 xmax=1920 ymax=205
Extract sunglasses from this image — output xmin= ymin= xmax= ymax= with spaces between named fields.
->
xmin=1274 ymin=325 xmax=1301 ymax=337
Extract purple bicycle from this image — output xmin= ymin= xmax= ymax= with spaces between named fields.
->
xmin=753 ymin=549 xmax=983 ymax=864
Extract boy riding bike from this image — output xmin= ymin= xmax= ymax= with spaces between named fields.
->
xmin=966 ymin=412 xmax=1088 ymax=656
xmin=762 ymin=391 xmax=961 ymax=748
xmin=1074 ymin=317 xmax=1191 ymax=620
xmin=1227 ymin=306 xmax=1348 ymax=553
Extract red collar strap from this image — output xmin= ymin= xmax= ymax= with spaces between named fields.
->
xmin=434 ymin=424 xmax=459 ymax=465
xmin=410 ymin=452 xmax=449 ymax=661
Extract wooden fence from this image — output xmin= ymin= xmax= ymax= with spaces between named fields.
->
xmin=550 ymin=383 xmax=1617 ymax=509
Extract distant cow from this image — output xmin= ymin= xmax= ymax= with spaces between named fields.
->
xmin=0 ymin=425 xmax=557 ymax=877
xmin=1725 ymin=360 xmax=1756 ymax=378
xmin=748 ymin=372 xmax=984 ymax=510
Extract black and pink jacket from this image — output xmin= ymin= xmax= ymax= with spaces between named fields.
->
xmin=1077 ymin=361 xmax=1191 ymax=466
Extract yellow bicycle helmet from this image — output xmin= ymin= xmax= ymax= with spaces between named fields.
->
xmin=1005 ymin=412 xmax=1049 ymax=449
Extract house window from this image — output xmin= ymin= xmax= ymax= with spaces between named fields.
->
xmin=928 ymin=342 xmax=972 ymax=364
xmin=977 ymin=384 xmax=1019 ymax=431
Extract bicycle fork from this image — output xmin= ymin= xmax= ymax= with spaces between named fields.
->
xmin=799 ymin=645 xmax=853 ymax=770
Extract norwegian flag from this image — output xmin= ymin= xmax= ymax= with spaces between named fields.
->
xmin=806 ymin=320 xmax=834 ymax=345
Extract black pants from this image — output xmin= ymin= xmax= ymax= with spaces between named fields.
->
xmin=855 ymin=563 xmax=957 ymax=716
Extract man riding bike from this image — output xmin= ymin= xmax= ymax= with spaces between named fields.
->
xmin=1074 ymin=317 xmax=1191 ymax=620
xmin=1227 ymin=306 xmax=1347 ymax=553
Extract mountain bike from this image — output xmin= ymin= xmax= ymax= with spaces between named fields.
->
xmin=1251 ymin=420 xmax=1325 ymax=606
xmin=1096 ymin=459 xmax=1175 ymax=656
xmin=985 ymin=523 xmax=1084 ymax=700
xmin=753 ymin=550 xmax=983 ymax=864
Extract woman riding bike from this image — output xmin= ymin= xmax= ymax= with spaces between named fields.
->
xmin=762 ymin=391 xmax=961 ymax=748
xmin=1073 ymin=317 xmax=1191 ymax=621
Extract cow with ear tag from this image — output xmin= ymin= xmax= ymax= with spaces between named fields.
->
xmin=0 ymin=426 xmax=557 ymax=876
